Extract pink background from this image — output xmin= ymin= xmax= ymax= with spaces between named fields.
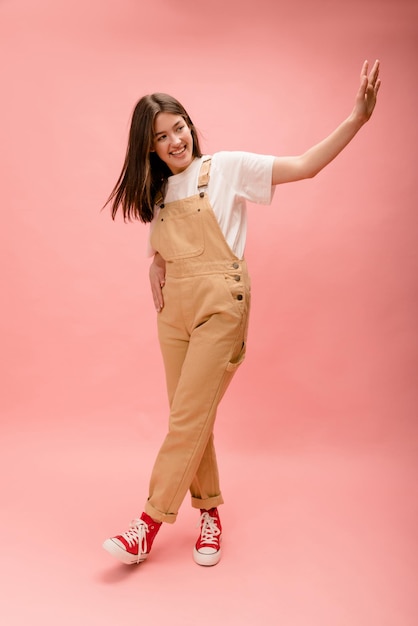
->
xmin=1 ymin=0 xmax=417 ymax=624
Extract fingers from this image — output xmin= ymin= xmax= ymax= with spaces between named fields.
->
xmin=157 ymin=278 xmax=165 ymax=312
xmin=352 ymin=60 xmax=381 ymax=123
xmin=359 ymin=73 xmax=368 ymax=95
xmin=359 ymin=59 xmax=381 ymax=102
xmin=369 ymin=59 xmax=380 ymax=86
xmin=360 ymin=59 xmax=369 ymax=81
xmin=361 ymin=59 xmax=380 ymax=89
xmin=151 ymin=279 xmax=164 ymax=312
xmin=149 ymin=262 xmax=166 ymax=312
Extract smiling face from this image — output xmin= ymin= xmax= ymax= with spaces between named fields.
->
xmin=152 ymin=112 xmax=195 ymax=174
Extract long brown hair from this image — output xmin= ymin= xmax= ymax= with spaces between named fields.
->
xmin=105 ymin=93 xmax=202 ymax=223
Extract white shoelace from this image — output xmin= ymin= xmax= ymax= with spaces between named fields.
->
xmin=198 ymin=512 xmax=221 ymax=547
xmin=121 ymin=519 xmax=149 ymax=563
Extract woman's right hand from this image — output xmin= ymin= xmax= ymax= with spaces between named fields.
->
xmin=149 ymin=252 xmax=166 ymax=312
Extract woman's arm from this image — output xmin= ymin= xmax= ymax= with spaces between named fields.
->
xmin=272 ymin=60 xmax=381 ymax=185
xmin=149 ymin=252 xmax=166 ymax=312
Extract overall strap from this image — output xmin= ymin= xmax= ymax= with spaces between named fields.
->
xmin=154 ymin=190 xmax=164 ymax=206
xmin=154 ymin=158 xmax=212 ymax=206
xmin=197 ymin=158 xmax=212 ymax=190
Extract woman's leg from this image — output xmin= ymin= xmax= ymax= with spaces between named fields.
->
xmin=189 ymin=433 xmax=223 ymax=510
xmin=145 ymin=303 xmax=247 ymax=524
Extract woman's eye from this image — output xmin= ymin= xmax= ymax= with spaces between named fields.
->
xmin=157 ymin=134 xmax=167 ymax=142
xmin=177 ymin=126 xmax=184 ymax=132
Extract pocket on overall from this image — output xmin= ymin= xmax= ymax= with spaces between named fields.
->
xmin=151 ymin=209 xmax=205 ymax=261
xmin=226 ymin=341 xmax=247 ymax=372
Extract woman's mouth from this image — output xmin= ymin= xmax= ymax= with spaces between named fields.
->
xmin=170 ymin=146 xmax=186 ymax=157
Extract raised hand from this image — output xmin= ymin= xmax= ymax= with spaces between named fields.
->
xmin=352 ymin=60 xmax=381 ymax=124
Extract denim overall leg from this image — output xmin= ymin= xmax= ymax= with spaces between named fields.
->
xmin=147 ymin=159 xmax=251 ymax=523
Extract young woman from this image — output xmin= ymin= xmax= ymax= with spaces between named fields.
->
xmin=103 ymin=61 xmax=381 ymax=567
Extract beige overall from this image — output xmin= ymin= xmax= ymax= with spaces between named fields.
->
xmin=146 ymin=159 xmax=251 ymax=524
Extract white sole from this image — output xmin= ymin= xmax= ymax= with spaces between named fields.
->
xmin=102 ymin=538 xmax=147 ymax=565
xmin=193 ymin=546 xmax=222 ymax=567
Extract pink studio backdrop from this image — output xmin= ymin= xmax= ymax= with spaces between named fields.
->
xmin=1 ymin=0 xmax=416 ymax=447
xmin=1 ymin=1 xmax=417 ymax=625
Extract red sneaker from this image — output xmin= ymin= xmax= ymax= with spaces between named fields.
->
xmin=103 ymin=513 xmax=161 ymax=565
xmin=193 ymin=508 xmax=222 ymax=566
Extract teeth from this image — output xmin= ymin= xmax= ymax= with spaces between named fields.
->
xmin=171 ymin=147 xmax=185 ymax=155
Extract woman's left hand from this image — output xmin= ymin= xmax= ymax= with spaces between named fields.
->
xmin=352 ymin=59 xmax=381 ymax=124
xmin=149 ymin=252 xmax=166 ymax=312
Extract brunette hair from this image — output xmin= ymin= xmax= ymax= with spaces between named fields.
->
xmin=105 ymin=93 xmax=202 ymax=223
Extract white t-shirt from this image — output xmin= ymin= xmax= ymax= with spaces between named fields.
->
xmin=148 ymin=151 xmax=275 ymax=259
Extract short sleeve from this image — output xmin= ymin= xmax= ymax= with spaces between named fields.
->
xmin=211 ymin=152 xmax=275 ymax=205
